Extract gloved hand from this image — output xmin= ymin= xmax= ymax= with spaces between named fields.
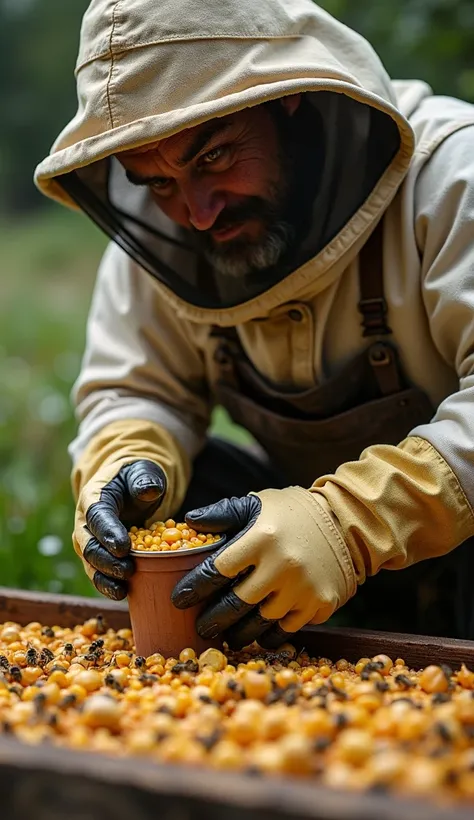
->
xmin=74 ymin=459 xmax=166 ymax=600
xmin=72 ymin=417 xmax=191 ymax=600
xmin=172 ymin=487 xmax=357 ymax=649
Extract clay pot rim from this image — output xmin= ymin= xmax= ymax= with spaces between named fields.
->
xmin=130 ymin=535 xmax=226 ymax=558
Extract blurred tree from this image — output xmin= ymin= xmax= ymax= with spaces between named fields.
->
xmin=0 ymin=0 xmax=89 ymax=214
xmin=319 ymin=0 xmax=474 ymax=101
xmin=1 ymin=0 xmax=474 ymax=215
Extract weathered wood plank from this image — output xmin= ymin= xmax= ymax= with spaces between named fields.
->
xmin=0 ymin=736 xmax=472 ymax=820
xmin=295 ymin=625 xmax=474 ymax=669
xmin=0 ymin=587 xmax=130 ymax=631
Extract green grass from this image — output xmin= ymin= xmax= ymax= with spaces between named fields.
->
xmin=0 ymin=207 xmax=246 ymax=597
xmin=0 ymin=208 xmax=105 ymax=596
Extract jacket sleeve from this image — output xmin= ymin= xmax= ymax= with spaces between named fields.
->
xmin=70 ymin=242 xmax=211 ymax=513
xmin=311 ymin=125 xmax=474 ymax=584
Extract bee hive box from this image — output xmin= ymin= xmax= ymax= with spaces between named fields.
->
xmin=0 ymin=586 xmax=472 ymax=820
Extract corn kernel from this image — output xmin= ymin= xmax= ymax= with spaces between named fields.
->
xmin=74 ymin=670 xmax=102 ymax=693
xmin=198 ymin=649 xmax=227 ymax=672
xmin=0 ymin=612 xmax=469 ymax=804
xmin=336 ymin=729 xmax=374 ymax=765
xmin=420 ymin=665 xmax=450 ymax=694
xmin=82 ymin=694 xmax=121 ymax=730
xmin=242 ymin=670 xmax=272 ymax=701
xmin=21 ymin=666 xmax=43 ymax=686
xmin=115 ymin=652 xmax=131 ymax=668
xmin=48 ymin=670 xmax=68 ymax=689
xmin=372 ymin=654 xmax=393 ymax=676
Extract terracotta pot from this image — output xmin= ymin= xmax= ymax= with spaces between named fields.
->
xmin=127 ymin=540 xmax=224 ymax=659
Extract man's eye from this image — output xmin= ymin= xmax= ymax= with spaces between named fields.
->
xmin=202 ymin=146 xmax=226 ymax=164
xmin=151 ymin=178 xmax=171 ymax=191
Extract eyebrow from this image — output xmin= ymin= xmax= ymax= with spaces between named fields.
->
xmin=178 ymin=120 xmax=232 ymax=166
xmin=125 ymin=120 xmax=233 ymax=187
xmin=126 ymin=169 xmax=165 ymax=187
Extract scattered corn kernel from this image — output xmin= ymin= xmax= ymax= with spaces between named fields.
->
xmin=420 ymin=665 xmax=450 ymax=694
xmin=372 ymin=654 xmax=393 ymax=676
xmin=242 ymin=670 xmax=272 ymax=700
xmin=198 ymin=648 xmax=227 ymax=672
xmin=82 ymin=694 xmax=121 ymax=730
xmin=0 ymin=616 xmax=470 ymax=806
xmin=74 ymin=669 xmax=102 ymax=693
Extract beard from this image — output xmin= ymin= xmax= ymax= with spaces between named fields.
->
xmin=192 ymin=192 xmax=296 ymax=278
xmin=191 ymin=100 xmax=318 ymax=279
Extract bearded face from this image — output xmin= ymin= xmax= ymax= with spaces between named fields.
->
xmin=120 ymin=95 xmax=320 ymax=279
xmin=190 ymin=184 xmax=295 ymax=277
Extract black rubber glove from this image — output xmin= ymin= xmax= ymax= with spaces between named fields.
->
xmin=172 ymin=495 xmax=289 ymax=650
xmin=75 ymin=460 xmax=166 ymax=600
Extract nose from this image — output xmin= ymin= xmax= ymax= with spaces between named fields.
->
xmin=182 ymin=180 xmax=226 ymax=232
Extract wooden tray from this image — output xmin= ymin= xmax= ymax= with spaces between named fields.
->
xmin=0 ymin=586 xmax=472 ymax=820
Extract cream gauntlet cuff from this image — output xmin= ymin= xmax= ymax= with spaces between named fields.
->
xmin=72 ymin=418 xmax=191 ymax=522
xmin=311 ymin=436 xmax=474 ymax=583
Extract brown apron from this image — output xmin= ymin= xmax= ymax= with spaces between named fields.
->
xmin=210 ymin=219 xmax=434 ymax=487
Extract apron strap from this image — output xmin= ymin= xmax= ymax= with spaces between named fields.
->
xmin=358 ymin=218 xmax=403 ymax=396
xmin=358 ymin=218 xmax=392 ymax=337
xmin=210 ymin=324 xmax=241 ymax=390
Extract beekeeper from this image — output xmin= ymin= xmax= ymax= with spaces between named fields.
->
xmin=35 ymin=0 xmax=474 ymax=645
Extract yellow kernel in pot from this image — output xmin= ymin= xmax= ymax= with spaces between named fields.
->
xmin=129 ymin=522 xmax=221 ymax=552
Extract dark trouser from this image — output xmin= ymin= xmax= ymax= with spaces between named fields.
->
xmin=178 ymin=437 xmax=474 ymax=640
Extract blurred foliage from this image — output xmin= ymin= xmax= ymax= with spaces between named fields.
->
xmin=1 ymin=0 xmax=473 ymax=595
xmin=321 ymin=0 xmax=474 ymax=100
xmin=0 ymin=208 xmax=106 ymax=595
xmin=0 ymin=0 xmax=88 ymax=214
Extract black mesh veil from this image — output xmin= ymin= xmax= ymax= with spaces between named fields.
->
xmin=58 ymin=92 xmax=401 ymax=310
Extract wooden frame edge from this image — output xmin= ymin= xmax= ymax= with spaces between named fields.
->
xmin=0 ymin=736 xmax=471 ymax=820
xmin=0 ymin=587 xmax=472 ymax=668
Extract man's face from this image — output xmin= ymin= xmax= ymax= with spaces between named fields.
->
xmin=118 ymin=97 xmax=301 ymax=277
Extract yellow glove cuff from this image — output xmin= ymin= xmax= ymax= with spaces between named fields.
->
xmin=72 ymin=417 xmax=190 ymax=525
xmin=311 ymin=436 xmax=474 ymax=583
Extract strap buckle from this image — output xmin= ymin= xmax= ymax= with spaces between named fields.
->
xmin=358 ymin=297 xmax=391 ymax=337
